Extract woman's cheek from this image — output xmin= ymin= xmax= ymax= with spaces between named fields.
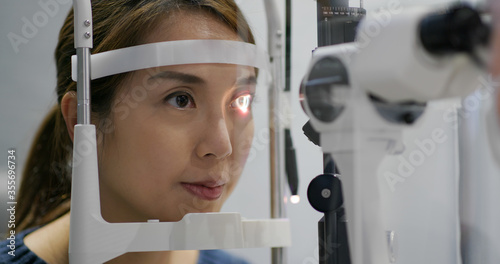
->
xmin=229 ymin=125 xmax=254 ymax=176
xmin=240 ymin=121 xmax=254 ymax=159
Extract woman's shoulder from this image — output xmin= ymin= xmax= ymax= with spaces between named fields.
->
xmin=198 ymin=250 xmax=250 ymax=264
xmin=0 ymin=227 xmax=47 ymax=264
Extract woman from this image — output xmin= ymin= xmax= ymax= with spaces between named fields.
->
xmin=491 ymin=0 xmax=500 ymax=116
xmin=1 ymin=0 xmax=257 ymax=263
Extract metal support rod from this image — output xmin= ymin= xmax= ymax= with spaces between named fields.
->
xmin=269 ymin=38 xmax=286 ymax=263
xmin=76 ymin=48 xmax=91 ymax=125
xmin=319 ymin=217 xmax=326 ymax=264
xmin=324 ymin=211 xmax=338 ymax=264
xmin=264 ymin=0 xmax=287 ymax=263
xmin=270 ymin=80 xmax=285 ymax=264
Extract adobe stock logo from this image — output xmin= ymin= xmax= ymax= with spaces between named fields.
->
xmin=7 ymin=0 xmax=71 ymax=54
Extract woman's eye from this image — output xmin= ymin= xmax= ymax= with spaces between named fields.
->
xmin=231 ymin=94 xmax=253 ymax=114
xmin=164 ymin=92 xmax=195 ymax=109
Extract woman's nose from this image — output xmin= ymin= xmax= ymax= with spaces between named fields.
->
xmin=195 ymin=116 xmax=233 ymax=160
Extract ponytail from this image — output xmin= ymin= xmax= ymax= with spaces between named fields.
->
xmin=13 ymin=105 xmax=72 ymax=233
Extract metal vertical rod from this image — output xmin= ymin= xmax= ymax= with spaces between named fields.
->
xmin=269 ymin=61 xmax=285 ymax=264
xmin=269 ymin=31 xmax=286 ymax=263
xmin=319 ymin=217 xmax=326 ymax=264
xmin=76 ymin=48 xmax=91 ymax=125
xmin=324 ymin=211 xmax=338 ymax=264
xmin=263 ymin=0 xmax=287 ymax=263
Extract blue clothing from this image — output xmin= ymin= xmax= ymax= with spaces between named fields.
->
xmin=1 ymin=227 xmax=249 ymax=264
xmin=1 ymin=227 xmax=46 ymax=264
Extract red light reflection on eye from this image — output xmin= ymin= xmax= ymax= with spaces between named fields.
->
xmin=235 ymin=94 xmax=251 ymax=114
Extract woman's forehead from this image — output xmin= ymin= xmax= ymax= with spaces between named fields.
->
xmin=71 ymin=9 xmax=267 ymax=82
xmin=143 ymin=10 xmax=242 ymax=43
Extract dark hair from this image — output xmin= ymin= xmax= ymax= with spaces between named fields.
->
xmin=13 ymin=0 xmax=255 ymax=233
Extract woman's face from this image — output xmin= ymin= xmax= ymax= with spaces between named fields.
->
xmin=491 ymin=2 xmax=500 ymax=118
xmin=97 ymin=11 xmax=256 ymax=222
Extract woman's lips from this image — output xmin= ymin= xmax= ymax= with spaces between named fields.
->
xmin=181 ymin=182 xmax=224 ymax=200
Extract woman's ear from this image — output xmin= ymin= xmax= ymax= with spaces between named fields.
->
xmin=61 ymin=91 xmax=78 ymax=142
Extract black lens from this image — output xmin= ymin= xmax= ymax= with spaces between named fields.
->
xmin=302 ymin=57 xmax=349 ymax=123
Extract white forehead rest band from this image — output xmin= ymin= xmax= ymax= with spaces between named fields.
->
xmin=71 ymin=39 xmax=269 ymax=81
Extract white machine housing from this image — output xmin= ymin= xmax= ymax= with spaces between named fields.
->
xmin=301 ymin=3 xmax=496 ymax=264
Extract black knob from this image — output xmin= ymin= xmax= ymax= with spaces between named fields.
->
xmin=307 ymin=173 xmax=343 ymax=213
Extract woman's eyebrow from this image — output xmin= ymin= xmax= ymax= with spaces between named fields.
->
xmin=149 ymin=70 xmax=257 ymax=86
xmin=148 ymin=70 xmax=205 ymax=84
xmin=236 ymin=76 xmax=257 ymax=86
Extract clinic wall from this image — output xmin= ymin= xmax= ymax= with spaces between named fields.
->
xmin=0 ymin=0 xmax=483 ymax=263
xmin=0 ymin=0 xmax=73 ymax=236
